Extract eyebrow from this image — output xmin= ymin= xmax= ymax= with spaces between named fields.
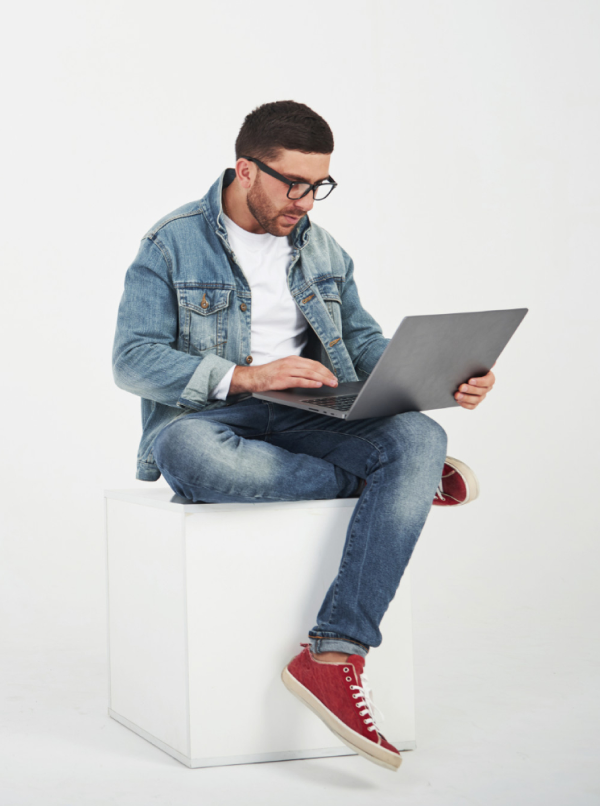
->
xmin=284 ymin=173 xmax=330 ymax=184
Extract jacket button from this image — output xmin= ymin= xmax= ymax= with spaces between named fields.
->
xmin=240 ymin=303 xmax=247 ymax=312
xmin=245 ymin=355 xmax=253 ymax=364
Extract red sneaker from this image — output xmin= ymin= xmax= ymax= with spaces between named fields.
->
xmin=432 ymin=456 xmax=479 ymax=507
xmin=281 ymin=645 xmax=402 ymax=771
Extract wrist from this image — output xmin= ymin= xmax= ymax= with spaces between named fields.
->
xmin=230 ymin=365 xmax=254 ymax=395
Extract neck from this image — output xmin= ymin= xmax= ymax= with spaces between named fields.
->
xmin=222 ymin=177 xmax=266 ymax=234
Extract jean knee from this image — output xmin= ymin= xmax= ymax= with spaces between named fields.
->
xmin=386 ymin=411 xmax=447 ymax=466
xmin=419 ymin=413 xmax=448 ymax=460
xmin=153 ymin=416 xmax=206 ymax=475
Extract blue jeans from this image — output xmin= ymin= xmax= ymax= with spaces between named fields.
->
xmin=153 ymin=397 xmax=447 ymax=657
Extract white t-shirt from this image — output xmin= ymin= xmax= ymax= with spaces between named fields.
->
xmin=209 ymin=213 xmax=309 ymax=400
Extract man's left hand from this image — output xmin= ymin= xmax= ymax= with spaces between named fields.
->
xmin=454 ymin=368 xmax=495 ymax=410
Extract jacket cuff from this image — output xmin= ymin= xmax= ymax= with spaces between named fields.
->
xmin=177 ymin=354 xmax=236 ymax=410
xmin=208 ymin=364 xmax=236 ymax=400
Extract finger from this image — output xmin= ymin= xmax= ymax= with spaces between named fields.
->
xmin=281 ymin=378 xmax=328 ymax=389
xmin=457 ymin=383 xmax=489 ymax=398
xmin=455 ymin=396 xmax=480 ymax=409
xmin=289 ymin=369 xmax=338 ymax=385
xmin=289 ymin=363 xmax=338 ymax=385
xmin=468 ymin=370 xmax=495 ymax=389
xmin=295 ymin=358 xmax=338 ymax=382
xmin=455 ymin=391 xmax=486 ymax=406
xmin=282 ymin=372 xmax=337 ymax=390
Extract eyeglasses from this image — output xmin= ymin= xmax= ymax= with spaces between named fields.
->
xmin=241 ymin=156 xmax=337 ymax=201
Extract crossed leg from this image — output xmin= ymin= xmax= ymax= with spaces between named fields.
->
xmin=153 ymin=396 xmax=447 ymax=653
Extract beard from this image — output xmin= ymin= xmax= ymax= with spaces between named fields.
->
xmin=246 ymin=174 xmax=305 ymax=237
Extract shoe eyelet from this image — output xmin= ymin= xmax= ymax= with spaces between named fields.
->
xmin=345 ymin=676 xmax=352 ymax=681
xmin=343 ymin=667 xmax=349 ymax=672
xmin=352 ymin=693 xmax=358 ymax=698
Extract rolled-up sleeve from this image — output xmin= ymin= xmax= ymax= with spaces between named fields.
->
xmin=112 ymin=237 xmax=235 ymax=410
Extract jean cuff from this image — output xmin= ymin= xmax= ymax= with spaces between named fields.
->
xmin=308 ymin=633 xmax=369 ymax=658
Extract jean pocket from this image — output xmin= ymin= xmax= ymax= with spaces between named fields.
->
xmin=176 ymin=284 xmax=233 ymax=355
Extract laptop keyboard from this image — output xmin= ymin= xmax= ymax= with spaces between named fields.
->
xmin=301 ymin=394 xmax=358 ymax=412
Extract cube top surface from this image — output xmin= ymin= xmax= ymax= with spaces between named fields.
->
xmin=104 ymin=488 xmax=358 ymax=515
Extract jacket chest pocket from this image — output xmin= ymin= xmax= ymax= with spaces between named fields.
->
xmin=176 ymin=285 xmax=232 ymax=356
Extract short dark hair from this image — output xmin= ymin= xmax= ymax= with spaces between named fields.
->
xmin=235 ymin=100 xmax=334 ymax=162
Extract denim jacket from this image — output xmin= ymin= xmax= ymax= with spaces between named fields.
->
xmin=113 ymin=168 xmax=389 ymax=481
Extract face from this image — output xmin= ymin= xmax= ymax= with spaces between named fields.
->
xmin=242 ymin=150 xmax=331 ymax=237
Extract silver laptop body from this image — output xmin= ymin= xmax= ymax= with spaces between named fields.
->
xmin=252 ymin=308 xmax=528 ymax=420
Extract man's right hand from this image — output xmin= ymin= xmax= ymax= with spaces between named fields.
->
xmin=229 ymin=357 xmax=338 ymax=395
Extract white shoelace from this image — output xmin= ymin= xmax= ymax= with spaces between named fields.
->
xmin=435 ymin=481 xmax=445 ymax=500
xmin=350 ymin=671 xmax=385 ymax=733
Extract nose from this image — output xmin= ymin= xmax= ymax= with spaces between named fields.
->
xmin=292 ymin=192 xmax=314 ymax=214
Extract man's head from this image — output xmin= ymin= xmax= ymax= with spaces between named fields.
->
xmin=230 ymin=101 xmax=334 ymax=237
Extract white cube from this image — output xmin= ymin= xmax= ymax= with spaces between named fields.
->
xmin=104 ymin=489 xmax=416 ymax=768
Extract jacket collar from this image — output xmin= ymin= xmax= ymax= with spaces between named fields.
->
xmin=202 ymin=168 xmax=312 ymax=250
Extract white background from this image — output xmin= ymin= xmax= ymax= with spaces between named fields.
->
xmin=1 ymin=1 xmax=599 ymax=804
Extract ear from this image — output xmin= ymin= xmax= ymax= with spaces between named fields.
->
xmin=235 ymin=158 xmax=254 ymax=190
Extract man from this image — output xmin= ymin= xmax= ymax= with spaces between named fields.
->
xmin=113 ymin=100 xmax=495 ymax=771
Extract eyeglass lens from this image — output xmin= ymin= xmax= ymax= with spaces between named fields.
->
xmin=288 ymin=183 xmax=334 ymax=200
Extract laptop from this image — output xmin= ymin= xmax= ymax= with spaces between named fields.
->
xmin=252 ymin=308 xmax=528 ymax=420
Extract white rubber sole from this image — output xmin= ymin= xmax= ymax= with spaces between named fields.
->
xmin=281 ymin=666 xmax=402 ymax=772
xmin=444 ymin=455 xmax=480 ymax=505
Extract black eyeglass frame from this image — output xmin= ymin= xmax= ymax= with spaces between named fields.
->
xmin=241 ymin=156 xmax=337 ymax=200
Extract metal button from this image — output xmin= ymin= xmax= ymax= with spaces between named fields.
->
xmin=240 ymin=303 xmax=247 ymax=312
xmin=245 ymin=355 xmax=253 ymax=364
